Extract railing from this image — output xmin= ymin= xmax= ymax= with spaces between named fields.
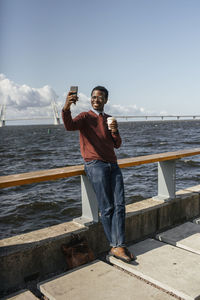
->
xmin=1 ymin=148 xmax=200 ymax=224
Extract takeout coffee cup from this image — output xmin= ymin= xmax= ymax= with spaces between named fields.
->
xmin=107 ymin=117 xmax=116 ymax=130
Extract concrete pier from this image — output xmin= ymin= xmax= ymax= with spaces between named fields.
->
xmin=1 ymin=185 xmax=200 ymax=299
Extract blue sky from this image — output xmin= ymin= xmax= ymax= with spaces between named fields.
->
xmin=1 ymin=0 xmax=200 ymax=121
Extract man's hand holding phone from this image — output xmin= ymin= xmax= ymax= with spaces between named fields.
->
xmin=63 ymin=86 xmax=79 ymax=111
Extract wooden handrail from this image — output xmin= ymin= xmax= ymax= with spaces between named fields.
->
xmin=117 ymin=148 xmax=200 ymax=168
xmin=1 ymin=148 xmax=200 ymax=188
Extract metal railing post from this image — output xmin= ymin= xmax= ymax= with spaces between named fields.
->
xmin=154 ymin=160 xmax=176 ymax=201
xmin=74 ymin=174 xmax=99 ymax=225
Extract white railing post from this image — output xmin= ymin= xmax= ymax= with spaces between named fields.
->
xmin=153 ymin=160 xmax=176 ymax=201
xmin=74 ymin=174 xmax=99 ymax=225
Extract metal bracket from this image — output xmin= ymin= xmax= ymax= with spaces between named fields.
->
xmin=153 ymin=160 xmax=176 ymax=202
xmin=73 ymin=175 xmax=99 ymax=225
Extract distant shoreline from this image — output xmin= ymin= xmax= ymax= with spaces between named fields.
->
xmin=1 ymin=118 xmax=200 ymax=127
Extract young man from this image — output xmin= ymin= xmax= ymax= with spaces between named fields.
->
xmin=62 ymin=86 xmax=135 ymax=262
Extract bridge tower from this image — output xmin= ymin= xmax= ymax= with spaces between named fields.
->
xmin=0 ymin=104 xmax=6 ymax=127
xmin=51 ymin=98 xmax=60 ymax=125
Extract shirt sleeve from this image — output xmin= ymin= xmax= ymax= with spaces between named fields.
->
xmin=111 ymin=131 xmax=122 ymax=149
xmin=62 ymin=109 xmax=85 ymax=131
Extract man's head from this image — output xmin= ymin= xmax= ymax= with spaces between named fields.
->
xmin=91 ymin=86 xmax=108 ymax=111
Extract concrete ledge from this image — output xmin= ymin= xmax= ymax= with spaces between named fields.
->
xmin=0 ymin=222 xmax=87 ymax=296
xmin=157 ymin=189 xmax=200 ymax=230
xmin=125 ymin=188 xmax=200 ymax=241
xmin=185 ymin=184 xmax=200 ymax=194
xmin=1 ymin=185 xmax=200 ymax=296
xmin=2 ymin=289 xmax=39 ymax=300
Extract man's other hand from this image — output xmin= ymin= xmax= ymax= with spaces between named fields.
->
xmin=110 ymin=119 xmax=118 ymax=133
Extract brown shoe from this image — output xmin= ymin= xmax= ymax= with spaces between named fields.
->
xmin=109 ymin=247 xmax=135 ymax=263
xmin=124 ymin=247 xmax=136 ymax=261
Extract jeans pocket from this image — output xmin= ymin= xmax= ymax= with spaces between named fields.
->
xmin=85 ymin=160 xmax=98 ymax=166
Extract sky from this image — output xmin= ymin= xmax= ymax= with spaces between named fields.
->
xmin=0 ymin=0 xmax=200 ymax=124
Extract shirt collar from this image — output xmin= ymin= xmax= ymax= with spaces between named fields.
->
xmin=91 ymin=108 xmax=105 ymax=116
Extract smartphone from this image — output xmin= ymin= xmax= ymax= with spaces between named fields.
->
xmin=70 ymin=86 xmax=78 ymax=105
xmin=70 ymin=86 xmax=78 ymax=95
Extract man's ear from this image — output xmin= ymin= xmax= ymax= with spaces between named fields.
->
xmin=104 ymin=98 xmax=108 ymax=104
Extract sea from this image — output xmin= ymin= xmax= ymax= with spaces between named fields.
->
xmin=1 ymin=120 xmax=200 ymax=239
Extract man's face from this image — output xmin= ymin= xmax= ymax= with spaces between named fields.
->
xmin=91 ymin=90 xmax=107 ymax=111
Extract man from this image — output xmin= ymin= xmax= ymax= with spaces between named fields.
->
xmin=62 ymin=86 xmax=135 ymax=262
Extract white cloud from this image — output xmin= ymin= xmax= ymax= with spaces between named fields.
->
xmin=0 ymin=74 xmax=163 ymax=123
xmin=105 ymin=103 xmax=145 ymax=116
xmin=0 ymin=74 xmax=58 ymax=116
xmin=69 ymin=92 xmax=151 ymax=117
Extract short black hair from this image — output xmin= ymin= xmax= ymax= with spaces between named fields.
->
xmin=91 ymin=86 xmax=108 ymax=100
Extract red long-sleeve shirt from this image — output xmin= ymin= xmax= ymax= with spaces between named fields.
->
xmin=62 ymin=109 xmax=122 ymax=163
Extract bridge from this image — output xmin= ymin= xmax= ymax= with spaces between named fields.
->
xmin=0 ymin=98 xmax=60 ymax=127
xmin=1 ymin=99 xmax=200 ymax=126
xmin=2 ymin=113 xmax=200 ymax=126
xmin=115 ymin=114 xmax=200 ymax=120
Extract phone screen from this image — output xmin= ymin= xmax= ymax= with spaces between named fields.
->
xmin=70 ymin=86 xmax=78 ymax=95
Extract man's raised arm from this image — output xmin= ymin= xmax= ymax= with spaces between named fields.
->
xmin=62 ymin=91 xmax=84 ymax=131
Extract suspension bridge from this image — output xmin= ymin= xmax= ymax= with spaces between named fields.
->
xmin=0 ymin=99 xmax=60 ymax=127
xmin=114 ymin=115 xmax=200 ymax=120
xmin=0 ymin=102 xmax=200 ymax=126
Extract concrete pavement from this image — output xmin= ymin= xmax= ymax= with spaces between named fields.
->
xmin=2 ymin=290 xmax=39 ymax=300
xmin=4 ymin=219 xmax=200 ymax=300
xmin=107 ymin=238 xmax=200 ymax=300
xmin=38 ymin=260 xmax=176 ymax=300
xmin=156 ymin=222 xmax=200 ymax=254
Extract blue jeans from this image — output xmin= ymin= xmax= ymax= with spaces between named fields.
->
xmin=84 ymin=160 xmax=126 ymax=247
